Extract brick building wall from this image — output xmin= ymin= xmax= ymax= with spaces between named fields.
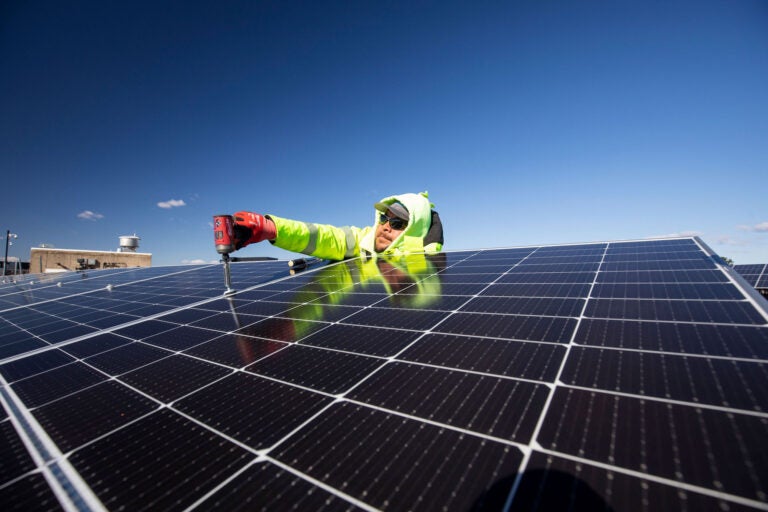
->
xmin=29 ymin=248 xmax=151 ymax=274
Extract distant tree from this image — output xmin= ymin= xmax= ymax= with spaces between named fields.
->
xmin=721 ymin=256 xmax=734 ymax=266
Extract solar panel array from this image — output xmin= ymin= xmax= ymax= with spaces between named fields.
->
xmin=1 ymin=237 xmax=767 ymax=511
xmin=735 ymin=263 xmax=768 ymax=292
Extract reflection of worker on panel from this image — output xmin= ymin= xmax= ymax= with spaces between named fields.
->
xmin=234 ymin=252 xmax=447 ymax=365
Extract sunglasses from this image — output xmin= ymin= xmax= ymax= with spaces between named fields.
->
xmin=378 ymin=213 xmax=408 ymax=230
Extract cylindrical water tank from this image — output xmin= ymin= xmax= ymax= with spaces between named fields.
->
xmin=118 ymin=235 xmax=140 ymax=252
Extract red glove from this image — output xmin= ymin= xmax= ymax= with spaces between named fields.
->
xmin=232 ymin=211 xmax=277 ymax=250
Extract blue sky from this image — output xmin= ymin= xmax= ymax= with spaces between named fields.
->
xmin=1 ymin=0 xmax=766 ymax=267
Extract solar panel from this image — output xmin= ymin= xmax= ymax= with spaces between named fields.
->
xmin=734 ymin=264 xmax=768 ymax=297
xmin=1 ymin=237 xmax=767 ymax=511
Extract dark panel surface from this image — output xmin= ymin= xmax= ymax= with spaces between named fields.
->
xmin=68 ymin=409 xmax=253 ymax=511
xmin=196 ymin=462 xmax=360 ymax=511
xmin=111 ymin=320 xmax=178 ymax=341
xmin=120 ymin=355 xmax=232 ymax=402
xmin=347 ymin=361 xmax=549 ymax=441
xmin=0 ymin=337 xmax=48 ymax=359
xmin=59 ymin=333 xmax=132 ymax=358
xmin=512 ymin=451 xmax=757 ymax=512
xmin=32 ymin=380 xmax=157 ymax=452
xmin=591 ymin=282 xmax=743 ymax=300
xmin=298 ymin=323 xmax=423 ymax=357
xmin=0 ymin=419 xmax=37 ymax=485
xmin=84 ymin=343 xmax=170 ymax=375
xmin=246 ymin=345 xmax=382 ymax=394
xmin=538 ymin=388 xmax=768 ymax=503
xmin=734 ymin=264 xmax=766 ymax=289
xmin=434 ymin=312 xmax=577 ymax=343
xmin=586 ymin=298 xmax=765 ymax=324
xmin=460 ymin=296 xmax=585 ymax=317
xmin=272 ymin=402 xmax=523 ymax=511
xmin=575 ymin=318 xmax=768 ymax=358
xmin=597 ymin=269 xmax=729 ymax=283
xmin=2 ymin=241 xmax=767 ymax=511
xmin=399 ymin=333 xmax=565 ymax=381
xmin=561 ymin=347 xmax=768 ymax=410
xmin=140 ymin=325 xmax=222 ymax=351
xmin=184 ymin=333 xmax=287 ymax=367
xmin=0 ymin=473 xmax=65 ymax=512
xmin=341 ymin=307 xmax=447 ymax=330
xmin=235 ymin=316 xmax=328 ymax=342
xmin=174 ymin=372 xmax=334 ymax=449
xmin=496 ymin=271 xmax=597 ymax=284
xmin=10 ymin=363 xmax=107 ymax=408
xmin=481 ymin=282 xmax=592 ymax=297
xmin=0 ymin=349 xmax=75 ymax=383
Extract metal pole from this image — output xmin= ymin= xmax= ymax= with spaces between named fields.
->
xmin=3 ymin=230 xmax=9 ymax=276
xmin=222 ymin=253 xmax=235 ymax=295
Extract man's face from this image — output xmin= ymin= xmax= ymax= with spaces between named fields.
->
xmin=374 ymin=209 xmax=407 ymax=252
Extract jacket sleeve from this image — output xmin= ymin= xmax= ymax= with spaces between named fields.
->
xmin=266 ymin=214 xmax=371 ymax=261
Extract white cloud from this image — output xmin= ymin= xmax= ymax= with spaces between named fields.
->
xmin=157 ymin=199 xmax=186 ymax=209
xmin=77 ymin=210 xmax=104 ymax=221
xmin=181 ymin=259 xmax=217 ymax=265
xmin=713 ymin=236 xmax=747 ymax=247
xmin=646 ymin=231 xmax=702 ymax=239
xmin=736 ymin=221 xmax=768 ymax=232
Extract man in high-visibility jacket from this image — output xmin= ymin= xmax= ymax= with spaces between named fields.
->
xmin=232 ymin=191 xmax=443 ymax=260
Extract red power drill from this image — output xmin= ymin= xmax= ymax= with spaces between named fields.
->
xmin=213 ymin=214 xmax=236 ymax=255
xmin=213 ymin=214 xmax=236 ymax=294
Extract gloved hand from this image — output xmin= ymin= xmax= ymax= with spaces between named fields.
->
xmin=232 ymin=211 xmax=277 ymax=250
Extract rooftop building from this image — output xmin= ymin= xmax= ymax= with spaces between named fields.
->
xmin=28 ymin=235 xmax=151 ymax=273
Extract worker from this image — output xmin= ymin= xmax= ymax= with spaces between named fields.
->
xmin=231 ymin=191 xmax=443 ymax=260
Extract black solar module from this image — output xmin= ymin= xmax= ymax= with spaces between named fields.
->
xmin=735 ymin=264 xmax=768 ymax=297
xmin=1 ymin=237 xmax=767 ymax=511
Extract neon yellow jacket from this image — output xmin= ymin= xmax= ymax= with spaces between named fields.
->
xmin=267 ymin=192 xmax=443 ymax=260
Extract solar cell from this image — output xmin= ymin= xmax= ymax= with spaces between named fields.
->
xmin=538 ymin=388 xmax=767 ymax=503
xmin=59 ymin=332 xmax=131 ymax=358
xmin=184 ymin=333 xmax=287 ymax=367
xmin=591 ymin=282 xmax=743 ymax=300
xmin=561 ymin=347 xmax=767 ymax=410
xmin=270 ymin=402 xmax=524 ymax=511
xmin=461 ymin=295 xmax=586 ymax=316
xmin=10 ymin=363 xmax=106 ymax=408
xmin=1 ymin=237 xmax=767 ymax=511
xmin=399 ymin=333 xmax=566 ymax=380
xmin=0 ymin=472 xmax=63 ymax=512
xmin=68 ymin=408 xmax=253 ymax=510
xmin=32 ymin=380 xmax=158 ymax=452
xmin=299 ymin=323 xmax=422 ymax=357
xmin=195 ymin=462 xmax=357 ymax=510
xmin=575 ymin=318 xmax=768 ymax=359
xmin=0 ymin=419 xmax=36 ymax=482
xmin=435 ymin=312 xmax=578 ymax=342
xmin=246 ymin=344 xmax=382 ymax=394
xmin=513 ymin=452 xmax=757 ymax=511
xmin=347 ymin=361 xmax=550 ymax=441
xmin=483 ymin=283 xmax=591 ymax=299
